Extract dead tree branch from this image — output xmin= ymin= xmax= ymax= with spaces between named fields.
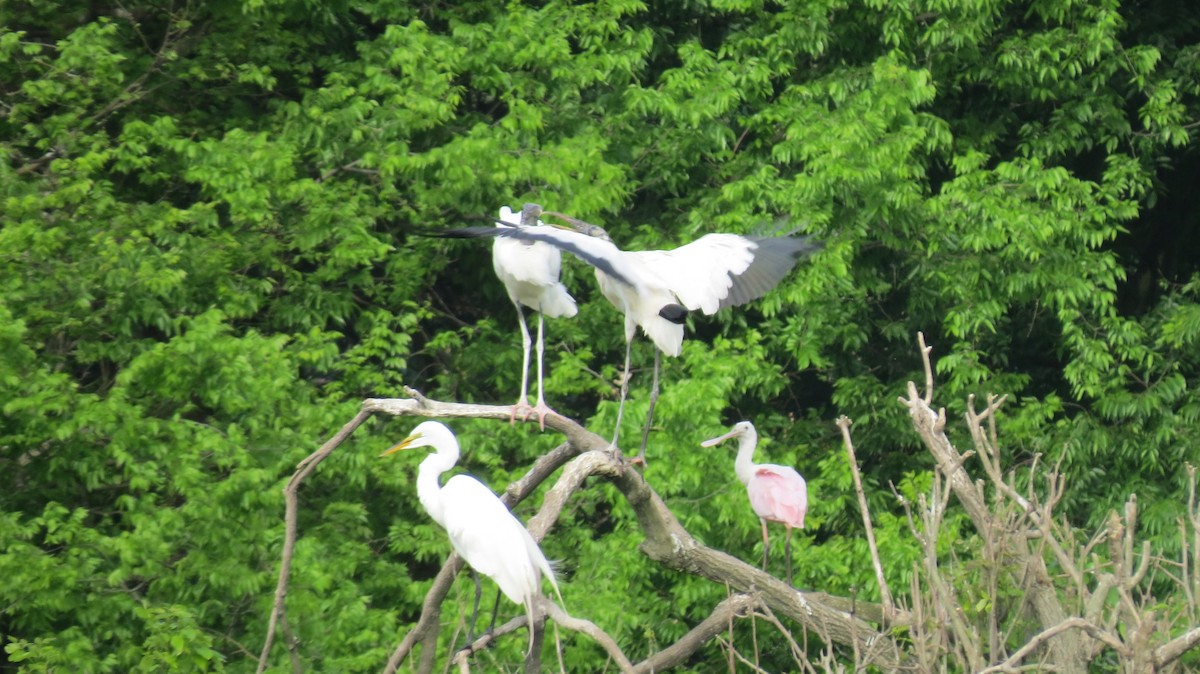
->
xmin=257 ymin=408 xmax=373 ymax=674
xmin=633 ymin=594 xmax=757 ymax=673
xmin=542 ymin=599 xmax=635 ymax=672
xmin=897 ymin=332 xmax=1200 ymax=674
xmin=836 ymin=415 xmax=895 ymax=621
xmin=263 ymin=331 xmax=1200 ymax=673
xmin=899 ymin=333 xmax=1083 ymax=673
xmin=259 ymin=388 xmax=904 ymax=673
xmin=977 ymin=617 xmax=1130 ymax=674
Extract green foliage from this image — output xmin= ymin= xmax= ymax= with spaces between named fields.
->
xmin=2 ymin=0 xmax=1199 ymax=671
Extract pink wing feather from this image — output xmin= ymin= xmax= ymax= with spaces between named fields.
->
xmin=747 ymin=465 xmax=808 ymax=528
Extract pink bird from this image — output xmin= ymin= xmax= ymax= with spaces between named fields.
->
xmin=702 ymin=421 xmax=808 ymax=586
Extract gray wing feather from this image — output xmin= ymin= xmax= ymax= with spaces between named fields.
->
xmin=721 ymin=235 xmax=821 ymax=309
xmin=442 ymin=225 xmax=639 ymax=288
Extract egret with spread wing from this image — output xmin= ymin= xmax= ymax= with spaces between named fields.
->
xmin=492 ymin=203 xmax=577 ymax=428
xmin=382 ymin=421 xmax=564 ymax=654
xmin=439 ymin=207 xmax=819 ymax=462
xmin=702 ymin=421 xmax=807 ymax=586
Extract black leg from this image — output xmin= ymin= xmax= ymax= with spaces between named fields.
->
xmin=486 ymin=587 xmax=502 ymax=636
xmin=459 ymin=569 xmax=485 ymax=652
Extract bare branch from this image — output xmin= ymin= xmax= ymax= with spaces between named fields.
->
xmin=715 ymin=637 xmax=773 ymax=674
xmin=918 ymin=331 xmax=933 ymax=405
xmin=278 ymin=611 xmax=303 ymax=674
xmin=753 ymin=600 xmax=811 ymax=669
xmin=381 ymin=554 xmax=464 ymax=673
xmin=542 ymin=600 xmax=635 ymax=672
xmin=836 ymin=415 xmax=894 ymax=620
xmin=363 ymin=394 xmax=598 ymax=451
xmin=900 ymin=334 xmax=1084 ymax=673
xmin=977 ymin=618 xmax=1129 ymax=674
xmin=257 ymin=408 xmax=373 ymax=674
xmin=633 ymin=594 xmax=756 ymax=673
xmin=449 ymin=615 xmax=528 ymax=664
xmin=1155 ymin=626 xmax=1200 ymax=668
xmin=266 ymin=378 xmax=915 ymax=673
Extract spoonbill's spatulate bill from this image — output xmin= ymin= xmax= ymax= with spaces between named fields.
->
xmin=702 ymin=420 xmax=808 ymax=586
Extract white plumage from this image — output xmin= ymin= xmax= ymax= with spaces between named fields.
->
xmin=594 ymin=233 xmax=776 ymax=357
xmin=440 ymin=207 xmax=819 ymax=459
xmin=493 ymin=205 xmax=577 ymax=320
xmin=503 ymin=212 xmax=819 ymax=459
xmin=491 ymin=204 xmax=577 ymax=428
xmin=382 ymin=421 xmax=563 ymax=652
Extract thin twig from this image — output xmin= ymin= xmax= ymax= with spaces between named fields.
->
xmin=836 ymin=415 xmax=894 ymax=621
xmin=753 ymin=600 xmax=807 ymax=667
xmin=715 ymin=635 xmax=773 ymax=674
xmin=257 ymin=408 xmax=373 ymax=674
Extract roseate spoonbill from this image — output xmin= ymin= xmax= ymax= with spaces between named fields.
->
xmin=441 ymin=208 xmax=819 ymax=462
xmin=492 ymin=203 xmax=578 ymax=429
xmin=702 ymin=421 xmax=808 ymax=586
xmin=382 ymin=421 xmax=564 ymax=653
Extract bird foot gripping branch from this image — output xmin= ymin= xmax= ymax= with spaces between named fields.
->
xmin=510 ymin=399 xmax=560 ymax=431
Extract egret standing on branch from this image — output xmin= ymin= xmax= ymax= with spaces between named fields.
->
xmin=491 ymin=203 xmax=578 ymax=429
xmin=381 ymin=421 xmax=564 ymax=654
xmin=702 ymin=421 xmax=808 ymax=586
xmin=438 ymin=206 xmax=820 ymax=462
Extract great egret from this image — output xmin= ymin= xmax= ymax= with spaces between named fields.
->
xmin=441 ymin=208 xmax=819 ymax=461
xmin=702 ymin=421 xmax=808 ymax=586
xmin=492 ymin=203 xmax=577 ymax=429
xmin=382 ymin=421 xmax=564 ymax=653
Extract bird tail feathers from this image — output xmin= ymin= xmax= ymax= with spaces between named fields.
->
xmin=636 ymin=311 xmax=684 ymax=357
xmin=538 ymin=285 xmax=578 ymax=319
xmin=539 ymin=557 xmax=566 ymax=611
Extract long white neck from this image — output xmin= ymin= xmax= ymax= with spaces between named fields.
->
xmin=733 ymin=427 xmax=759 ymax=486
xmin=416 ymin=446 xmax=459 ymax=528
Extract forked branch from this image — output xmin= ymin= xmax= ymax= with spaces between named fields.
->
xmin=259 ymin=390 xmax=903 ymax=673
xmin=898 ymin=333 xmax=1200 ymax=673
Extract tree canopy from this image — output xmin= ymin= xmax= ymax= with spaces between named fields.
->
xmin=3 ymin=0 xmax=1200 ymax=671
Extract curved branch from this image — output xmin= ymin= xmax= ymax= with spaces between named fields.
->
xmin=633 ymin=594 xmax=757 ymax=673
xmin=977 ymin=617 xmax=1129 ymax=674
xmin=257 ymin=408 xmax=373 ymax=674
xmin=900 ymin=335 xmax=1083 ymax=673
xmin=1156 ymin=627 xmax=1200 ymax=668
xmin=603 ymin=451 xmax=904 ymax=667
xmin=381 ymin=554 xmax=465 ymax=674
xmin=263 ymin=390 xmax=904 ymax=672
xmin=542 ymin=600 xmax=635 ymax=672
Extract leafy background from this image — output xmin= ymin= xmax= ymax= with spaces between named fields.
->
xmin=2 ymin=0 xmax=1199 ymax=671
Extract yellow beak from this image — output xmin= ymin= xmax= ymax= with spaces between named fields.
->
xmin=380 ymin=432 xmax=421 ymax=457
